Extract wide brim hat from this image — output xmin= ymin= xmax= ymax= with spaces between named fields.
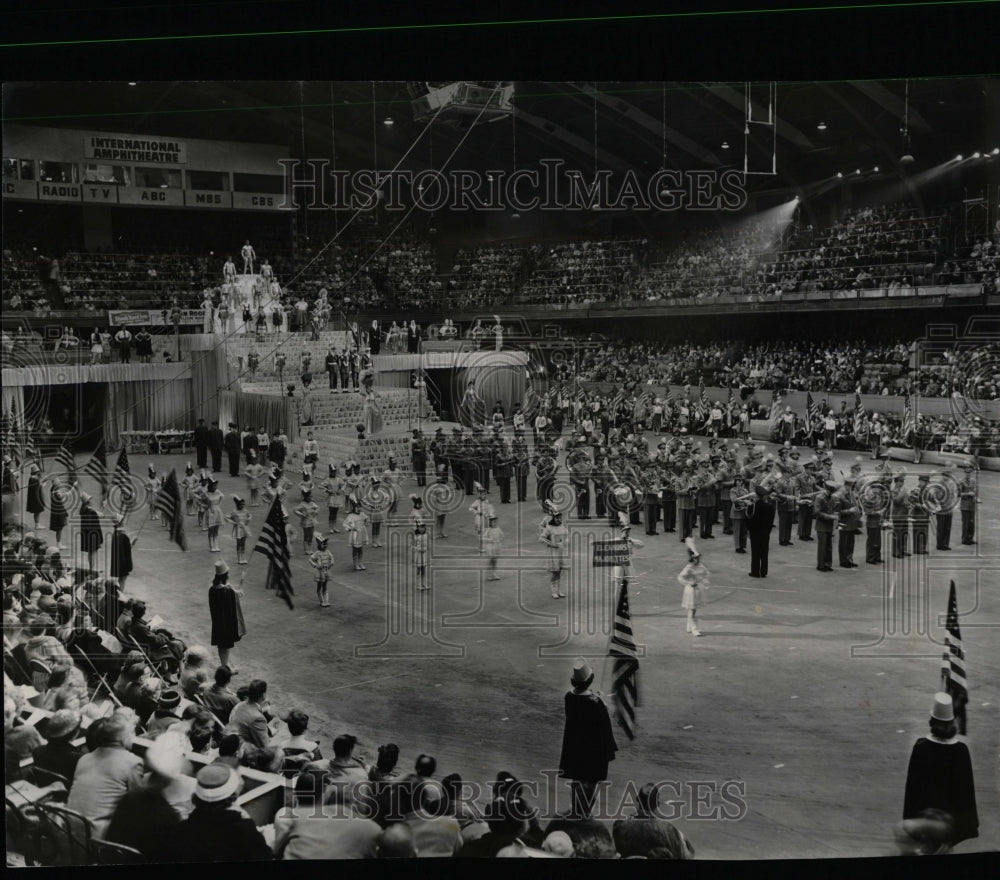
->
xmin=194 ymin=764 xmax=240 ymax=803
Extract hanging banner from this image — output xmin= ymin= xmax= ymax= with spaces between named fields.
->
xmin=108 ymin=308 xmax=205 ymax=326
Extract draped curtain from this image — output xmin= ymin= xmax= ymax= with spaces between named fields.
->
xmin=219 ymin=391 xmax=295 ymax=438
xmin=182 ymin=334 xmax=233 ymax=423
xmin=456 ymin=364 xmax=525 ymax=424
xmin=1 ymin=385 xmax=26 ymax=428
xmin=372 ymin=370 xmax=412 ymax=389
xmin=105 ymin=380 xmax=192 ymax=448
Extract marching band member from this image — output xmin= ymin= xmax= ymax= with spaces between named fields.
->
xmin=469 ymin=483 xmax=494 ymax=553
xmin=408 ymin=493 xmax=425 ymax=527
xmin=323 ymin=465 xmax=345 ymax=533
xmin=412 ymin=521 xmax=430 ymax=590
xmin=835 ymin=476 xmax=862 ymax=568
xmin=344 ymin=505 xmax=370 ymax=571
xmin=181 ymin=463 xmax=199 ymax=516
xmin=298 ymin=468 xmax=315 ymax=502
xmin=731 ymin=474 xmax=750 ymax=554
xmin=933 ymin=470 xmax=954 ymax=551
xmin=860 ymin=473 xmax=888 ymax=564
xmin=204 ymin=478 xmax=225 ymax=552
xmin=433 ymin=464 xmax=449 ymax=539
xmin=309 ymin=533 xmax=334 ymax=607
xmin=540 ymin=509 xmax=569 ymax=599
xmin=382 ymin=456 xmax=402 ymax=518
xmin=366 ymin=475 xmax=388 ymax=548
xmin=293 ymin=489 xmax=319 ymax=555
xmin=890 ymin=471 xmax=911 ymax=558
xmin=813 ymin=480 xmax=839 ymax=572
xmin=776 ymin=463 xmax=798 ymax=546
xmin=678 ymin=538 xmax=710 ymax=637
xmin=482 ymin=515 xmax=504 ymax=581
xmin=226 ymin=495 xmax=252 ymax=565
xmin=146 ymin=464 xmax=162 ymax=522
xmin=244 ymin=452 xmax=265 ymax=507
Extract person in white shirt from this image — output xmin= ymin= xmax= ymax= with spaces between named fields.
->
xmin=223 ymin=256 xmax=237 ymax=282
xmin=533 ymin=413 xmax=549 ymax=448
xmin=823 ymin=411 xmax=837 ymax=448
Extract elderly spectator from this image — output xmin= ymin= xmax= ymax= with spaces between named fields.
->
xmin=31 ymin=708 xmax=85 ymax=785
xmin=178 ymin=645 xmax=212 ymax=699
xmin=67 ymin=709 xmax=144 ymax=838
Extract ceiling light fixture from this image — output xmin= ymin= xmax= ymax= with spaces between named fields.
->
xmin=956 ymin=154 xmax=963 ymax=161
xmin=721 ymin=141 xmax=730 ymax=150
xmin=899 ymin=80 xmax=914 ymax=164
xmin=383 ymin=117 xmax=394 ymax=126
xmin=836 ymin=172 xmax=843 ymax=178
xmin=972 ymin=152 xmax=981 ymax=159
xmin=816 ymin=121 xmax=827 ymax=131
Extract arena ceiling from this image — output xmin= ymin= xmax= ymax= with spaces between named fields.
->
xmin=4 ymin=79 xmax=998 ymax=191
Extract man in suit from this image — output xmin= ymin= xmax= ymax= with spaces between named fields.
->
xmin=227 ymin=678 xmax=273 ymax=748
xmin=958 ymin=465 xmax=977 ymax=545
xmin=494 ymin=438 xmax=513 ymax=504
xmin=933 ymin=470 xmax=954 ymax=551
xmin=813 ymin=480 xmax=838 ymax=572
xmin=512 ymin=431 xmax=530 ymax=503
xmin=338 ymin=349 xmax=350 ymax=393
xmin=326 ymin=347 xmax=339 ymax=391
xmin=207 ymin=421 xmax=224 ymax=473
xmin=193 ymin=418 xmax=209 ymax=469
xmin=410 ymin=429 xmax=428 ymax=487
xmin=746 ymin=475 xmax=776 ymax=578
xmin=224 ymin=423 xmax=242 ymax=477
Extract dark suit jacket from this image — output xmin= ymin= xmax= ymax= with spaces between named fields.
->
xmin=207 ymin=427 xmax=224 ymax=452
xmin=193 ymin=424 xmax=209 ymax=449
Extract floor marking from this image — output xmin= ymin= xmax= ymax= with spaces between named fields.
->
xmin=682 ymin=725 xmax=693 ymax=730
xmin=311 ymin=672 xmax=412 ymax=694
xmin=773 ymin=764 xmax=785 ymax=769
xmin=790 ymin=695 xmax=798 ymax=700
xmin=719 ymin=586 xmax=800 ymax=594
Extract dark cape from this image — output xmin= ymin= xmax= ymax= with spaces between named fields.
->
xmin=109 ymin=529 xmax=133 ymax=578
xmin=209 ymin=581 xmax=246 ymax=649
xmin=559 ymin=691 xmax=619 ymax=783
xmin=903 ymin=737 xmax=979 ymax=843
xmin=80 ymin=505 xmax=104 ymax=552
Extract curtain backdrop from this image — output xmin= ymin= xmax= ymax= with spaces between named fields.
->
xmin=1 ymin=385 xmax=26 ymax=428
xmin=219 ymin=391 xmax=295 ymax=438
xmin=105 ymin=379 xmax=193 ymax=448
xmin=182 ymin=334 xmax=233 ymax=423
xmin=372 ymin=370 xmax=412 ymax=389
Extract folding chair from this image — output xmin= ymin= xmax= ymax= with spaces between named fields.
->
xmin=31 ymin=801 xmax=94 ymax=866
xmin=6 ymin=796 xmax=50 ymax=866
xmin=91 ymin=838 xmax=146 ymax=865
xmin=26 ymin=765 xmax=70 ymax=795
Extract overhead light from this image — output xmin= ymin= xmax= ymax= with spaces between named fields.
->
xmin=956 ymin=154 xmax=963 ymax=161
xmin=873 ymin=166 xmax=879 ymax=172
xmin=855 ymin=168 xmax=861 ymax=175
xmin=972 ymin=152 xmax=981 ymax=159
xmin=993 ymin=148 xmax=999 ymax=155
xmin=816 ymin=121 xmax=827 ymax=131
xmin=383 ymin=117 xmax=394 ymax=126
xmin=511 ymin=212 xmax=520 ymax=220
xmin=128 ymin=82 xmax=137 ymax=86
xmin=836 ymin=172 xmax=843 ymax=178
xmin=900 ymin=153 xmax=914 ymax=165
xmin=721 ymin=141 xmax=730 ymax=150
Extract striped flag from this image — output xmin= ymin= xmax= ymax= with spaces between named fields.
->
xmin=153 ymin=469 xmax=187 ymax=551
xmin=55 ymin=443 xmax=77 ymax=483
xmin=254 ymin=497 xmax=295 ymax=610
xmin=698 ymin=379 xmax=709 ymax=420
xmin=111 ymin=446 xmax=131 ymax=492
xmin=852 ymin=391 xmax=866 ymax=439
xmin=901 ymin=392 xmax=915 ymax=441
xmin=944 ymin=580 xmax=967 ymax=736
xmin=769 ymin=390 xmax=782 ymax=432
xmin=633 ymin=390 xmax=652 ymax=424
xmin=82 ymin=440 xmax=108 ymax=500
xmin=609 ymin=579 xmax=640 ymax=740
xmin=806 ymin=391 xmax=821 ymax=428
xmin=726 ymin=386 xmax=734 ymax=427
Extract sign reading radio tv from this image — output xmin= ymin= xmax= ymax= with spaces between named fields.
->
xmin=84 ymin=134 xmax=186 ymax=165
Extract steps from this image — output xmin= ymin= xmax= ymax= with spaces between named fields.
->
xmin=227 ymin=330 xmax=352 ymax=381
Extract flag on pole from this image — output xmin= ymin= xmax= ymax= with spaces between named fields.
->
xmin=852 ymin=391 xmax=866 ymax=439
xmin=944 ymin=580 xmax=967 ymax=736
xmin=609 ymin=579 xmax=640 ymax=740
xmin=726 ymin=386 xmax=734 ymax=427
xmin=153 ymin=469 xmax=187 ymax=551
xmin=82 ymin=440 xmax=108 ymax=500
xmin=254 ymin=497 xmax=295 ymax=610
xmin=111 ymin=446 xmax=131 ymax=492
xmin=901 ymin=392 xmax=915 ymax=441
xmin=698 ymin=378 xmax=709 ymax=421
xmin=806 ymin=391 xmax=821 ymax=429
xmin=769 ymin=390 xmax=783 ymax=433
xmin=55 ymin=443 xmax=77 ymax=484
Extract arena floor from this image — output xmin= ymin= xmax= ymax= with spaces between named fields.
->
xmin=34 ymin=431 xmax=1000 ymax=859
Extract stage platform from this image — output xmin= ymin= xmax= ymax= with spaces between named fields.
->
xmin=8 ymin=435 xmax=998 ymax=859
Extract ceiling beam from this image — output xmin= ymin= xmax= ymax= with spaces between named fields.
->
xmin=565 ymin=82 xmax=721 ymax=166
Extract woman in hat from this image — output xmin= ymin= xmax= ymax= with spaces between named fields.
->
xmin=412 ymin=520 xmax=429 ymax=590
xmin=308 ymin=533 xmax=334 ymax=607
xmin=209 ymin=558 xmax=245 ymax=672
xmin=32 ymin=708 xmax=84 ymax=783
xmin=146 ymin=464 xmax=162 ymax=522
xmin=226 ymin=496 xmax=252 ymax=565
xmin=204 ymin=478 xmax=225 ymax=552
xmin=365 ymin=475 xmax=388 ymax=549
xmin=344 ymin=503 xmax=370 ymax=571
xmin=25 ymin=461 xmax=45 ymax=530
xmin=558 ymin=658 xmax=618 ymax=818
xmin=902 ymin=692 xmax=979 ymax=846
xmin=298 ymin=467 xmax=315 ymax=502
xmin=192 ymin=470 xmax=210 ymax=529
xmin=79 ymin=491 xmax=103 ymax=574
xmin=469 ymin=483 xmax=495 ymax=554
xmin=322 ymin=464 xmax=345 ymax=533
xmin=678 ymin=538 xmax=710 ymax=637
xmin=293 ymin=489 xmax=319 ymax=556
xmin=181 ymin=463 xmax=198 ymax=516
xmin=482 ymin=514 xmax=504 ymax=581
xmin=109 ymin=515 xmax=134 ymax=590
xmin=540 ymin=509 xmax=569 ymax=599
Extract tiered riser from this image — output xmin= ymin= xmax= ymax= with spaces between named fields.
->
xmin=227 ymin=330 xmax=352 ymax=380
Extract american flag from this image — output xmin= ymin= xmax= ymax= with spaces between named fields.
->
xmin=806 ymin=391 xmax=821 ymax=429
xmin=55 ymin=443 xmax=77 ymax=483
xmin=254 ymin=497 xmax=295 ymax=610
xmin=901 ymin=392 xmax=915 ymax=440
xmin=852 ymin=391 xmax=866 ymax=438
xmin=633 ymin=390 xmax=653 ymax=423
xmin=769 ymin=390 xmax=783 ymax=432
xmin=726 ymin=386 xmax=734 ymax=427
xmin=82 ymin=440 xmax=108 ymax=500
xmin=698 ymin=378 xmax=709 ymax=420
xmin=153 ymin=469 xmax=187 ymax=551
xmin=110 ymin=446 xmax=136 ymax=510
xmin=944 ymin=580 xmax=967 ymax=736
xmin=609 ymin=579 xmax=640 ymax=740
